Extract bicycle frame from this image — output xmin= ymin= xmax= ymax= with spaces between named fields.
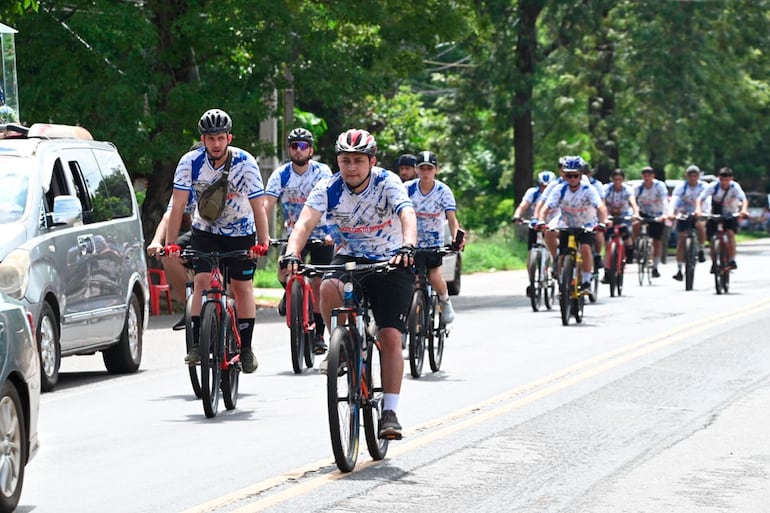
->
xmin=605 ymin=216 xmax=631 ymax=297
xmin=675 ymin=213 xmax=699 ymax=291
xmin=558 ymin=227 xmax=591 ymax=326
xmin=636 ymin=219 xmax=653 ymax=286
xmin=705 ymin=213 xmax=734 ymax=295
xmin=528 ymin=226 xmax=554 ymax=312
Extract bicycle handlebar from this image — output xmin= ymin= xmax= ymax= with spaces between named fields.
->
xmin=295 ymin=260 xmax=394 ymax=277
xmin=180 ymin=248 xmax=253 ymax=264
xmin=414 ymin=245 xmax=455 ymax=257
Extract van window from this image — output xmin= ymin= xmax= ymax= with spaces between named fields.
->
xmin=92 ymin=148 xmax=133 ymax=219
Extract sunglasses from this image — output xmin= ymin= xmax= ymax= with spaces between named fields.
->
xmin=565 ymin=173 xmax=581 ymax=179
xmin=290 ymin=141 xmax=310 ymax=151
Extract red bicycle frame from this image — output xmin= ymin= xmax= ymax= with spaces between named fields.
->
xmin=284 ymin=272 xmax=317 ymax=336
xmin=205 ymin=263 xmax=241 ymax=368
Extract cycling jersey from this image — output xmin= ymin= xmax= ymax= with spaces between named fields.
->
xmin=603 ymin=183 xmax=635 ymax=217
xmin=545 ymin=183 xmax=602 ymax=229
xmin=520 ymin=186 xmax=542 ymax=219
xmin=699 ymin=181 xmax=746 ymax=215
xmin=265 ymin=160 xmax=333 ymax=239
xmin=635 ymin=179 xmax=668 ymax=217
xmin=541 ymin=175 xmax=590 ymax=223
xmin=670 ymin=180 xmax=706 ymax=215
xmin=173 ymin=145 xmax=265 ymax=237
xmin=306 ymin=166 xmax=413 ymax=260
xmin=405 ymin=178 xmax=456 ymax=248
xmin=588 ymin=176 xmax=606 ymax=199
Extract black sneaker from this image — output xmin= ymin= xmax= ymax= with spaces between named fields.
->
xmin=526 ymin=285 xmax=534 ymax=298
xmin=241 ymin=347 xmax=258 ymax=374
xmin=652 ymin=268 xmax=661 ymax=278
xmin=710 ymin=264 xmax=717 ymax=274
xmin=379 ymin=409 xmax=403 ymax=440
xmin=600 ymin=272 xmax=610 ymax=284
xmin=277 ymin=293 xmax=286 ymax=317
xmin=673 ymin=271 xmax=683 ymax=281
xmin=312 ymin=334 xmax=327 ymax=355
xmin=184 ymin=345 xmax=200 ymax=365
xmin=579 ymin=281 xmax=594 ymax=302
xmin=172 ymin=315 xmax=186 ymax=331
xmin=698 ymin=250 xmax=706 ymax=263
xmin=729 ymin=260 xmax=737 ymax=270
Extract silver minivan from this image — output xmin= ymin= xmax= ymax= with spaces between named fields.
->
xmin=0 ymin=123 xmax=148 ymax=391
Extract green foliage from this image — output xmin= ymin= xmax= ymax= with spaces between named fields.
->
xmin=462 ymin=227 xmax=528 ymax=273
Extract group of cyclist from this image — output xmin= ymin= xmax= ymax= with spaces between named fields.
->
xmin=153 ymin=109 xmax=463 ymax=441
xmin=514 ymin=155 xmax=751 ymax=299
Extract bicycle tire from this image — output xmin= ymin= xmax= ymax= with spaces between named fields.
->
xmin=363 ymin=341 xmax=388 ymax=461
xmin=199 ymin=301 xmax=222 ymax=418
xmin=574 ymin=294 xmax=584 ymax=323
xmin=638 ymin=238 xmax=649 ymax=286
xmin=428 ymin=295 xmax=445 ymax=372
xmin=608 ymin=242 xmax=617 ymax=297
xmin=712 ymin=237 xmax=723 ymax=295
xmin=221 ymin=309 xmax=240 ymax=411
xmin=543 ymin=253 xmax=554 ymax=310
xmin=185 ymin=294 xmax=202 ymax=398
xmin=530 ymin=251 xmax=542 ymax=312
xmin=326 ymin=327 xmax=359 ymax=473
xmin=616 ymin=245 xmax=625 ymax=296
xmin=684 ymin=236 xmax=696 ymax=291
xmin=560 ymin=255 xmax=573 ymax=326
xmin=289 ymin=280 xmax=305 ymax=374
xmin=720 ymin=236 xmax=730 ymax=294
xmin=407 ymin=290 xmax=426 ymax=378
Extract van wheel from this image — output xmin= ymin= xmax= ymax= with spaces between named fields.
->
xmin=37 ymin=303 xmax=60 ymax=392
xmin=0 ymin=382 xmax=27 ymax=512
xmin=103 ymin=294 xmax=142 ymax=374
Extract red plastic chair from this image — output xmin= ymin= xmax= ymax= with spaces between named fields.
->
xmin=148 ymin=268 xmax=172 ymax=316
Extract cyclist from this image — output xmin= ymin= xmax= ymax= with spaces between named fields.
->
xmin=536 ymin=156 xmax=607 ymax=298
xmin=395 ymin=153 xmax=418 ymax=182
xmin=513 ymin=170 xmax=557 ymax=296
xmin=265 ymin=127 xmax=334 ymax=354
xmin=695 ymin=166 xmax=749 ymax=271
xmin=404 ymin=150 xmax=462 ymax=323
xmin=633 ymin=166 xmax=668 ymax=278
xmin=582 ymin=161 xmax=606 ymax=274
xmin=601 ymin=168 xmax=640 ymax=282
xmin=281 ymin=128 xmax=417 ymax=440
xmin=164 ymin=109 xmax=270 ymax=374
xmin=668 ymin=165 xmax=707 ymax=281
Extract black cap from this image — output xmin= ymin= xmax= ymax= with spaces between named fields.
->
xmin=415 ymin=151 xmax=438 ymax=168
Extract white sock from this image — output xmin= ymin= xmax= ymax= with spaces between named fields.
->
xmin=383 ymin=393 xmax=399 ymax=412
xmin=677 ymin=261 xmax=683 ymax=271
xmin=439 ymin=293 xmax=449 ymax=302
xmin=582 ymin=271 xmax=592 ymax=283
xmin=654 ymin=256 xmax=661 ymax=268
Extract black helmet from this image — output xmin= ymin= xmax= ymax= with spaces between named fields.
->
xmin=287 ymin=127 xmax=314 ymax=145
xmin=198 ymin=109 xmax=232 ymax=135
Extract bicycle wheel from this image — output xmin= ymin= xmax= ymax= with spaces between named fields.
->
xmin=607 ymin=242 xmax=617 ymax=297
xmin=720 ymin=237 xmax=730 ymax=294
xmin=363 ymin=342 xmax=388 ymax=461
xmin=616 ymin=246 xmax=625 ymax=296
xmin=428 ymin=295 xmax=445 ymax=372
xmin=574 ymin=294 xmax=585 ymax=323
xmin=560 ymin=256 xmax=574 ymax=326
xmin=543 ymin=253 xmax=554 ymax=310
xmin=684 ymin=236 xmax=696 ymax=291
xmin=530 ymin=252 xmax=543 ymax=312
xmin=220 ymin=309 xmax=240 ymax=411
xmin=326 ymin=327 xmax=359 ymax=473
xmin=199 ymin=302 xmax=222 ymax=418
xmin=185 ymin=294 xmax=202 ymax=398
xmin=712 ymin=237 xmax=723 ymax=295
xmin=407 ymin=290 xmax=426 ymax=378
xmin=637 ymin=238 xmax=649 ymax=286
xmin=288 ymin=280 xmax=306 ymax=374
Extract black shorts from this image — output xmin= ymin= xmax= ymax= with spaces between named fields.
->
xmin=325 ymin=254 xmax=414 ymax=333
xmin=640 ymin=219 xmax=665 ymax=240
xmin=558 ymin=230 xmax=595 ymax=255
xmin=608 ymin=224 xmax=631 ymax=241
xmin=706 ymin=218 xmax=739 ymax=239
xmin=527 ymin=228 xmax=538 ymax=250
xmin=190 ymin=228 xmax=256 ymax=282
xmin=675 ymin=216 xmax=698 ymax=233
xmin=414 ymin=251 xmax=443 ymax=270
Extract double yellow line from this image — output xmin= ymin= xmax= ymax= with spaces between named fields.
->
xmin=182 ymin=297 xmax=770 ymax=513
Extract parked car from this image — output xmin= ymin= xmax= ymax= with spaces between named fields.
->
xmin=441 ymin=222 xmax=462 ymax=296
xmin=0 ymin=123 xmax=149 ymax=391
xmin=0 ymin=292 xmax=40 ymax=512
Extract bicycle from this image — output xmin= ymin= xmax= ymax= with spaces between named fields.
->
xmin=181 ymin=248 xmax=252 ymax=418
xmin=299 ymin=260 xmax=391 ymax=472
xmin=407 ymin=246 xmax=453 ymax=378
xmin=636 ymin=217 xmax=654 ymax=286
xmin=704 ymin=213 xmax=736 ymax=295
xmin=272 ymin=238 xmax=327 ymax=374
xmin=519 ymin=220 xmax=555 ymax=312
xmin=604 ymin=216 xmax=632 ymax=297
xmin=674 ymin=213 xmax=700 ymax=291
xmin=556 ymin=227 xmax=595 ymax=326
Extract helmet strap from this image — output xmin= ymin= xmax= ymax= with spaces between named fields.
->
xmin=347 ymin=170 xmax=371 ymax=193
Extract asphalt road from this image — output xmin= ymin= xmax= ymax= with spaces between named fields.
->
xmin=19 ymin=239 xmax=770 ymax=513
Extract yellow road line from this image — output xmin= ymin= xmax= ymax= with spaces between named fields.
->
xmin=182 ymin=298 xmax=770 ymax=513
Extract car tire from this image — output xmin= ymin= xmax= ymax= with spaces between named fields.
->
xmin=37 ymin=302 xmax=60 ymax=393
xmin=103 ymin=294 xmax=142 ymax=374
xmin=447 ymin=254 xmax=461 ymax=296
xmin=0 ymin=381 xmax=27 ymax=513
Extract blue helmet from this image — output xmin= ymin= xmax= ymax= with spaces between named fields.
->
xmin=537 ymin=170 xmax=555 ymax=185
xmin=562 ymin=156 xmax=585 ymax=173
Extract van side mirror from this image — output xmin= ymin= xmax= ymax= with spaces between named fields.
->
xmin=50 ymin=195 xmax=83 ymax=227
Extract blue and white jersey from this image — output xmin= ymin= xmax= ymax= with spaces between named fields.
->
xmin=165 ymin=192 xmax=197 ymax=215
xmin=265 ymin=160 xmax=333 ymax=239
xmin=670 ymin=180 xmax=706 ymax=215
xmin=405 ymin=178 xmax=457 ymax=248
xmin=635 ymin=179 xmax=668 ymax=217
xmin=588 ymin=176 xmax=606 ymax=199
xmin=541 ymin=175 xmax=590 ymax=222
xmin=545 ymin=182 xmax=602 ymax=229
xmin=520 ymin=186 xmax=543 ymax=219
xmin=699 ymin=181 xmax=746 ymax=215
xmin=603 ymin=183 xmax=635 ymax=217
xmin=173 ymin=145 xmax=265 ymax=237
xmin=305 ymin=167 xmax=413 ymax=260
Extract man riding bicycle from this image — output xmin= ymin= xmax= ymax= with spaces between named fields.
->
xmin=601 ymin=168 xmax=639 ymax=282
xmin=668 ymin=165 xmax=707 ymax=281
xmin=695 ymin=166 xmax=749 ymax=271
xmin=165 ymin=109 xmax=270 ymax=374
xmin=536 ymin=156 xmax=607 ymax=299
xmin=281 ymin=128 xmax=417 ymax=441
xmin=265 ymin=127 xmax=334 ymax=354
xmin=633 ymin=166 xmax=668 ymax=278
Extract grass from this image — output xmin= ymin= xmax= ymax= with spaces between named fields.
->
xmin=462 ymin=227 xmax=529 ymax=273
